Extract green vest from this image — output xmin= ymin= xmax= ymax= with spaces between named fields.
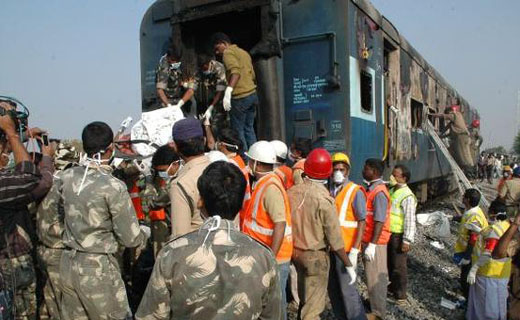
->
xmin=389 ymin=186 xmax=416 ymax=233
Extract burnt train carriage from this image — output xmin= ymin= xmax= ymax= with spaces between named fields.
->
xmin=140 ymin=0 xmax=480 ymax=198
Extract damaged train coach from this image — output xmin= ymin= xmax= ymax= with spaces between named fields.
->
xmin=139 ymin=0 xmax=480 ymax=200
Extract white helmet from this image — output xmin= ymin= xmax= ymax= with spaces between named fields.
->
xmin=206 ymin=150 xmax=229 ymax=163
xmin=270 ymin=140 xmax=288 ymax=160
xmin=246 ymin=141 xmax=277 ymax=164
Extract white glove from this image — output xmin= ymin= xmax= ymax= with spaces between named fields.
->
xmin=167 ymin=103 xmax=174 ymax=109
xmin=223 ymin=86 xmax=233 ymax=111
xmin=467 ymin=265 xmax=478 ymax=285
xmin=465 ymin=223 xmax=482 ymax=233
xmin=140 ymin=225 xmax=151 ymax=240
xmin=348 ymin=248 xmax=359 ymax=269
xmin=345 ymin=266 xmax=357 ymax=285
xmin=364 ymin=242 xmax=377 ymax=261
xmin=174 ymin=99 xmax=185 ymax=110
xmin=459 ymin=258 xmax=471 ymax=266
xmin=203 ymin=105 xmax=214 ymax=126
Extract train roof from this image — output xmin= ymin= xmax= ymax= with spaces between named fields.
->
xmin=354 ymin=0 xmax=474 ymax=111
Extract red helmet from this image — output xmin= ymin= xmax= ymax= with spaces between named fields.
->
xmin=450 ymin=105 xmax=460 ymax=112
xmin=472 ymin=119 xmax=480 ymax=128
xmin=304 ymin=148 xmax=332 ymax=179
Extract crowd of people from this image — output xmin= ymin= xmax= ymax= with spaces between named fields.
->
xmin=0 ymin=31 xmax=519 ymax=320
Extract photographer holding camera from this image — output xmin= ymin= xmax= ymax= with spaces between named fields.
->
xmin=0 ymin=101 xmax=55 ymax=319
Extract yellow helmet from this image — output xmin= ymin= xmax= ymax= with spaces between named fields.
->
xmin=331 ymin=152 xmax=350 ymax=166
xmin=503 ymin=165 xmax=512 ymax=172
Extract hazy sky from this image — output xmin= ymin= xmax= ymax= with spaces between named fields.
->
xmin=1 ymin=1 xmax=518 ymax=149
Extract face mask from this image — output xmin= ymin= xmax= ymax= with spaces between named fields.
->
xmin=288 ymin=152 xmax=298 ymax=162
xmin=389 ymin=175 xmax=398 ymax=187
xmin=170 ymin=62 xmax=181 ymax=70
xmin=158 ymin=171 xmax=170 ymax=180
xmin=333 ymin=170 xmax=345 ymax=184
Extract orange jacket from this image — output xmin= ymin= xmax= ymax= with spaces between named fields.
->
xmin=362 ymin=183 xmax=391 ymax=245
xmin=129 ymin=182 xmax=145 ymax=221
xmin=335 ymin=182 xmax=365 ymax=252
xmin=242 ymin=173 xmax=293 ymax=263
xmin=274 ymin=165 xmax=294 ymax=190
xmin=229 ymin=154 xmax=251 ymax=226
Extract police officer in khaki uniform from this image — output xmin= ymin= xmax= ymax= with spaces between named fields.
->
xmin=169 ymin=118 xmax=211 ymax=237
xmin=288 ymin=148 xmax=355 ymax=320
xmin=499 ymin=166 xmax=520 ymax=217
xmin=136 ymin=162 xmax=282 ymax=320
xmin=59 ymin=122 xmax=150 ymax=319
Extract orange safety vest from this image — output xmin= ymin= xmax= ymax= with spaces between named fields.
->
xmin=242 ymin=173 xmax=293 ymax=263
xmin=129 ymin=182 xmax=145 ymax=221
xmin=229 ymin=154 xmax=251 ymax=227
xmin=362 ymin=183 xmax=391 ymax=245
xmin=293 ymin=159 xmax=305 ymax=171
xmin=335 ymin=181 xmax=365 ymax=252
xmin=274 ymin=165 xmax=294 ymax=190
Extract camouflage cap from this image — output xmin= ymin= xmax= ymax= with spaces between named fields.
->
xmin=54 ymin=142 xmax=79 ymax=170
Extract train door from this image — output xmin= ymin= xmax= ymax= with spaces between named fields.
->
xmin=383 ymin=38 xmax=399 ymax=165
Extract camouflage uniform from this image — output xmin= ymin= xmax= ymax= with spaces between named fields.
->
xmin=37 ymin=144 xmax=79 ymax=319
xmin=156 ymin=54 xmax=197 ymax=107
xmin=135 ymin=217 xmax=282 ymax=320
xmin=141 ymin=177 xmax=172 ymax=257
xmin=58 ymin=165 xmax=149 ymax=320
xmin=195 ymin=60 xmax=228 ymax=132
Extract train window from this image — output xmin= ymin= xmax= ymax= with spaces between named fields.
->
xmin=411 ymin=99 xmax=424 ymax=128
xmin=360 ymin=70 xmax=373 ymax=113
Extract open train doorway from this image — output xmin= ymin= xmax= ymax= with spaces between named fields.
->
xmin=140 ymin=0 xmax=285 ymax=140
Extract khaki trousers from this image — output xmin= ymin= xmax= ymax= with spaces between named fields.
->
xmin=293 ymin=250 xmax=330 ymax=320
xmin=362 ymin=243 xmax=388 ymax=319
xmin=37 ymin=246 xmax=64 ymax=319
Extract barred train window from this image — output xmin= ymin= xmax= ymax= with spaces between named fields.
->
xmin=360 ymin=70 xmax=373 ymax=113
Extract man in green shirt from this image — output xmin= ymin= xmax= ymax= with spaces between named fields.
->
xmin=212 ymin=32 xmax=258 ymax=150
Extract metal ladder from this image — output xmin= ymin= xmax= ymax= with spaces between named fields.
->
xmin=425 ymin=120 xmax=489 ymax=208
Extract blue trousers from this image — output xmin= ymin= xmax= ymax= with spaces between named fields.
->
xmin=230 ymin=93 xmax=258 ymax=150
xmin=277 ymin=262 xmax=290 ymax=320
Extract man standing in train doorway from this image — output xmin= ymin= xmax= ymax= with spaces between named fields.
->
xmin=430 ymin=99 xmax=474 ymax=175
xmin=212 ymin=32 xmax=258 ymax=150
xmin=156 ymin=44 xmax=197 ymax=114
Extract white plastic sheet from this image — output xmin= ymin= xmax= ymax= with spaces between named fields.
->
xmin=417 ymin=211 xmax=451 ymax=239
xmin=131 ymin=106 xmax=184 ymax=157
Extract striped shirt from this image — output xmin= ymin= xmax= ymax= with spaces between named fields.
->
xmin=0 ymin=160 xmax=40 ymax=206
xmin=401 ymin=196 xmax=417 ymax=244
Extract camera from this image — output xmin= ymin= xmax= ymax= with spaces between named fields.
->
xmin=0 ymin=97 xmax=29 ymax=141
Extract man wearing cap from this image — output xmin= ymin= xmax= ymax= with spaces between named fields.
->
xmin=288 ymin=148 xmax=357 ymax=320
xmin=499 ymin=166 xmax=520 ymax=218
xmin=329 ymin=153 xmax=367 ymax=320
xmin=241 ymin=140 xmax=293 ymax=320
xmin=170 ymin=117 xmax=211 ymax=237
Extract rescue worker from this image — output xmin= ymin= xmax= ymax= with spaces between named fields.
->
xmin=59 ymin=122 xmax=150 ymax=319
xmin=0 ymin=109 xmax=53 ymax=320
xmin=146 ymin=145 xmax=181 ymax=257
xmin=492 ymin=206 xmax=520 ymax=320
xmin=430 ymin=103 xmax=474 ymax=172
xmin=497 ymin=165 xmax=513 ymax=194
xmin=136 ymin=162 xmax=282 ymax=319
xmin=328 ymin=153 xmax=367 ymax=320
xmin=466 ymin=200 xmax=511 ymax=320
xmin=195 ymin=54 xmax=228 ymax=136
xmin=453 ymin=188 xmax=488 ymax=300
xmin=156 ymin=44 xmax=197 ymax=114
xmin=36 ymin=143 xmax=79 ymax=319
xmin=469 ymin=119 xmax=482 ymax=176
xmin=498 ymin=166 xmax=520 ymax=218
xmin=387 ymin=165 xmax=417 ymax=304
xmin=361 ymin=158 xmax=391 ymax=320
xmin=169 ymin=118 xmax=211 ymax=237
xmin=241 ymin=140 xmax=293 ymax=320
xmin=289 ymin=138 xmax=312 ymax=186
xmin=270 ymin=140 xmax=294 ymax=190
xmin=212 ymin=32 xmax=258 ymax=149
xmin=329 ymin=152 xmax=351 ymax=197
xmin=288 ymin=148 xmax=356 ymax=320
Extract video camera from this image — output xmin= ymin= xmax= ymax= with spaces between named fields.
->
xmin=0 ymin=96 xmax=30 ymax=141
